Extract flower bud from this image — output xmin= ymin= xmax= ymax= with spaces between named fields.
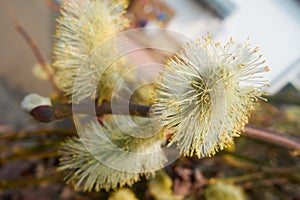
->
xmin=21 ymin=94 xmax=54 ymax=122
xmin=21 ymin=93 xmax=51 ymax=113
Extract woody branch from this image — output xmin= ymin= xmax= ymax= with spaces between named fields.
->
xmin=29 ymin=102 xmax=300 ymax=150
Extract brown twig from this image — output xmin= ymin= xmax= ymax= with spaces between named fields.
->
xmin=28 ymin=102 xmax=300 ymax=150
xmin=7 ymin=4 xmax=61 ymax=94
xmin=30 ymin=102 xmax=150 ymax=122
xmin=15 ymin=23 xmax=61 ymax=94
xmin=45 ymin=0 xmax=60 ymax=11
xmin=0 ymin=175 xmax=61 ymax=189
xmin=0 ymin=129 xmax=74 ymax=140
xmin=244 ymin=125 xmax=300 ymax=150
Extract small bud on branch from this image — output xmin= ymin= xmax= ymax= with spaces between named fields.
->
xmin=31 ymin=105 xmax=55 ymax=122
xmin=27 ymin=102 xmax=300 ymax=151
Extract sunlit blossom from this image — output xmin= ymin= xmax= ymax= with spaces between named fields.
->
xmin=153 ymin=35 xmax=269 ymax=158
xmin=53 ymin=0 xmax=129 ymax=102
xmin=59 ymin=116 xmax=166 ymax=191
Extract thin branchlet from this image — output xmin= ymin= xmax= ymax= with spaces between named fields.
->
xmin=28 ymin=102 xmax=300 ymax=151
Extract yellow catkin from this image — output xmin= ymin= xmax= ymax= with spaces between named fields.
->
xmin=52 ymin=0 xmax=129 ymax=103
xmin=152 ymin=35 xmax=269 ymax=158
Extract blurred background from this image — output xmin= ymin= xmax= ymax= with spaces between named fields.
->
xmin=0 ymin=0 xmax=299 ymax=199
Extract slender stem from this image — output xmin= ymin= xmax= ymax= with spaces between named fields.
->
xmin=1 ymin=151 xmax=58 ymax=163
xmin=244 ymin=125 xmax=300 ymax=150
xmin=220 ymin=166 xmax=300 ymax=184
xmin=45 ymin=0 xmax=60 ymax=11
xmin=15 ymin=24 xmax=61 ymax=94
xmin=0 ymin=175 xmax=61 ymax=189
xmin=219 ymin=172 xmax=264 ymax=184
xmin=30 ymin=101 xmax=150 ymax=122
xmin=7 ymin=6 xmax=61 ymax=94
xmin=29 ymin=102 xmax=300 ymax=150
xmin=0 ymin=129 xmax=74 ymax=140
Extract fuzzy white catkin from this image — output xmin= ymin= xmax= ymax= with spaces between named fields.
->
xmin=52 ymin=0 xmax=129 ymax=103
xmin=152 ymin=35 xmax=269 ymax=158
xmin=59 ymin=116 xmax=167 ymax=192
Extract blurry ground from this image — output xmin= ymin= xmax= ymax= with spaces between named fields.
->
xmin=0 ymin=101 xmax=299 ymax=200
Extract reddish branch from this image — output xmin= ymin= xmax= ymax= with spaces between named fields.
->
xmin=14 ymin=22 xmax=61 ymax=94
xmin=30 ymin=102 xmax=300 ymax=150
xmin=8 ymin=6 xmax=61 ymax=94
xmin=244 ymin=125 xmax=300 ymax=150
xmin=30 ymin=102 xmax=150 ymax=122
xmin=45 ymin=0 xmax=60 ymax=11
